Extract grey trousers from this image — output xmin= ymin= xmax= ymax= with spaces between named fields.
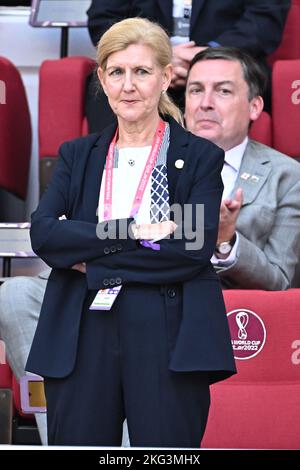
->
xmin=0 ymin=270 xmax=130 ymax=447
xmin=0 ymin=272 xmax=49 ymax=445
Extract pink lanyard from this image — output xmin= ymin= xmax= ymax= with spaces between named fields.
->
xmin=103 ymin=119 xmax=166 ymax=221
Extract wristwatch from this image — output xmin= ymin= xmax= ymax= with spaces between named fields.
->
xmin=215 ymin=233 xmax=236 ymax=255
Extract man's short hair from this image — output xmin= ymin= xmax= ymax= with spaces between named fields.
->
xmin=188 ymin=47 xmax=268 ymax=100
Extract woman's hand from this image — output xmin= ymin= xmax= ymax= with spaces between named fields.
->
xmin=71 ymin=262 xmax=86 ymax=274
xmin=133 ymin=221 xmax=177 ymax=241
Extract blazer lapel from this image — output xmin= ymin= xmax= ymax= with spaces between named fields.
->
xmin=165 ymin=117 xmax=190 ymax=204
xmin=233 ymin=140 xmax=271 ymax=206
xmin=83 ymin=124 xmax=117 ymax=223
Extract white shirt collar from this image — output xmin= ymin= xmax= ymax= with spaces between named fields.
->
xmin=224 ymin=137 xmax=248 ymax=173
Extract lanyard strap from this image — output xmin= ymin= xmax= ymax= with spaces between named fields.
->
xmin=103 ymin=119 xmax=166 ymax=221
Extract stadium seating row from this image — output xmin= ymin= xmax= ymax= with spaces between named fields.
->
xmin=1 ymin=55 xmax=300 ymax=198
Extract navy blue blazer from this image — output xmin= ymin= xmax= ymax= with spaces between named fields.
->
xmin=26 ymin=116 xmax=236 ymax=383
xmin=87 ymin=0 xmax=290 ymax=59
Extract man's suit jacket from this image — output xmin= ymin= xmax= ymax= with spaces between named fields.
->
xmin=87 ymin=0 xmax=290 ymax=59
xmin=26 ymin=116 xmax=236 ymax=383
xmin=218 ymin=140 xmax=300 ymax=290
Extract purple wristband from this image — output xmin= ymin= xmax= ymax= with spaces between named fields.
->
xmin=140 ymin=240 xmax=161 ymax=251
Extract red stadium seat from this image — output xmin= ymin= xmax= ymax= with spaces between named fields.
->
xmin=0 ymin=362 xmax=12 ymax=389
xmin=272 ymin=59 xmax=300 ymax=159
xmin=0 ymin=336 xmax=12 ymax=400
xmin=0 ymin=56 xmax=31 ymax=199
xmin=39 ymin=56 xmax=95 ymax=159
xmin=38 ymin=56 xmax=95 ymax=193
xmin=202 ymin=289 xmax=300 ymax=449
xmin=249 ymin=111 xmax=272 ymax=147
xmin=268 ymin=0 xmax=300 ymax=65
xmin=0 ymin=352 xmax=13 ymax=444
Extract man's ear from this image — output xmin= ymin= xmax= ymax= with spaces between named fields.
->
xmin=249 ymin=95 xmax=264 ymax=122
xmin=97 ymin=67 xmax=107 ymax=94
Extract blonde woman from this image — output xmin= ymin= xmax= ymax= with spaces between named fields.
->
xmin=27 ymin=18 xmax=235 ymax=447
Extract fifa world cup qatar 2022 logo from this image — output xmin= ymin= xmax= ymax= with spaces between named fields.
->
xmin=227 ymin=309 xmax=266 ymax=360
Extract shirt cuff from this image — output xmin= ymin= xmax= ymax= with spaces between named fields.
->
xmin=211 ymin=232 xmax=239 ymax=267
xmin=207 ymin=41 xmax=221 ymax=48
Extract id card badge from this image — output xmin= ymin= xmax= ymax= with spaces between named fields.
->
xmin=20 ymin=375 xmax=47 ymax=413
xmin=90 ymin=285 xmax=122 ymax=311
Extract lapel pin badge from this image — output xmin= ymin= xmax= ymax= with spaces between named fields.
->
xmin=240 ymin=172 xmax=251 ymax=180
xmin=250 ymin=175 xmax=260 ymax=183
xmin=175 ymin=159 xmax=184 ymax=169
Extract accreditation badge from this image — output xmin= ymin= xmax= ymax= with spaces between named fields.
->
xmin=89 ymin=285 xmax=122 ymax=311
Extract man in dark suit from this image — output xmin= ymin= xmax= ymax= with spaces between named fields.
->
xmin=86 ymin=0 xmax=290 ymax=130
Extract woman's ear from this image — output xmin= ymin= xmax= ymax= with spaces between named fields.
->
xmin=163 ymin=63 xmax=173 ymax=90
xmin=97 ymin=67 xmax=107 ymax=94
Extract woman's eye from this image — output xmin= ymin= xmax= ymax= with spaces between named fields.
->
xmin=109 ymin=69 xmax=122 ymax=76
xmin=136 ymin=68 xmax=148 ymax=75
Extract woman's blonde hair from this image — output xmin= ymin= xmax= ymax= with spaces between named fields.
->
xmin=96 ymin=17 xmax=183 ymax=124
